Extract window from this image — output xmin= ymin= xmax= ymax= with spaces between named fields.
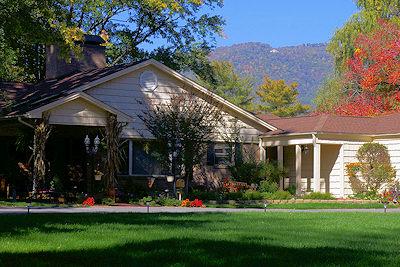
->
xmin=131 ymin=142 xmax=164 ymax=175
xmin=207 ymin=143 xmax=231 ymax=167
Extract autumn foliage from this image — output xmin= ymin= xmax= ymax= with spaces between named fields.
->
xmin=332 ymin=20 xmax=400 ymax=116
xmin=346 ymin=20 xmax=400 ymax=92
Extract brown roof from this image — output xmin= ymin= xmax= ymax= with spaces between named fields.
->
xmin=259 ymin=113 xmax=400 ymax=136
xmin=256 ymin=112 xmax=281 ymax=121
xmin=0 ymin=60 xmax=145 ymax=116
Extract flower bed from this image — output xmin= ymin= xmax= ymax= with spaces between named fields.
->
xmin=181 ymin=198 xmax=205 ymax=208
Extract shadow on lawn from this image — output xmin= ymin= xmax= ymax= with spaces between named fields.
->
xmin=0 ymin=213 xmax=395 ymax=266
xmin=0 ymin=213 xmax=227 ymax=237
xmin=0 ymin=237 xmax=389 ymax=266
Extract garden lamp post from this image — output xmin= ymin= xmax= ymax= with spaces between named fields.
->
xmin=84 ymin=135 xmax=100 ymax=194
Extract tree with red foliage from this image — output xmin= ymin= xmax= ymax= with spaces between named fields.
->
xmin=333 ymin=20 xmax=400 ymax=116
xmin=346 ymin=20 xmax=400 ymax=93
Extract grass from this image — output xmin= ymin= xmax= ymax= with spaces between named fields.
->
xmin=0 ymin=201 xmax=74 ymax=208
xmin=205 ymin=201 xmax=397 ymax=210
xmin=1 ymin=212 xmax=400 ymax=266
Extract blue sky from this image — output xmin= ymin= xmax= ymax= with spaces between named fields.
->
xmin=210 ymin=0 xmax=358 ymax=47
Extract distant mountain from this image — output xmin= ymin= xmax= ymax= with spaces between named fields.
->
xmin=209 ymin=42 xmax=334 ymax=104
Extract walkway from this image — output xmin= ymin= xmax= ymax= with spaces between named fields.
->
xmin=0 ymin=206 xmax=398 ymax=214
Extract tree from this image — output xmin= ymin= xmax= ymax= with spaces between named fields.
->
xmin=351 ymin=143 xmax=396 ymax=194
xmin=327 ymin=20 xmax=400 ymax=116
xmin=314 ymin=74 xmax=345 ymax=113
xmin=327 ymin=0 xmax=400 ymax=73
xmin=197 ymin=61 xmax=255 ymax=110
xmin=0 ymin=0 xmax=225 ymax=83
xmin=256 ymin=76 xmax=310 ymax=117
xmin=139 ymin=93 xmax=222 ymax=194
xmin=345 ymin=20 xmax=400 ymax=93
xmin=0 ymin=0 xmax=68 ymax=82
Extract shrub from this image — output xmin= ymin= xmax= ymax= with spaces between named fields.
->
xmin=223 ymin=178 xmax=250 ymax=192
xmin=259 ymin=180 xmax=279 ymax=193
xmin=159 ymin=197 xmax=181 ymax=207
xmin=101 ymin=197 xmax=115 ymax=205
xmin=139 ymin=196 xmax=153 ymax=205
xmin=349 ymin=143 xmax=396 ymax=193
xmin=229 ymin=160 xmax=286 ymax=185
xmin=303 ymin=192 xmax=335 ymax=200
xmin=241 ymin=190 xmax=263 ymax=200
xmin=262 ymin=161 xmax=287 ymax=184
xmin=262 ymin=190 xmax=293 ymax=200
xmin=229 ymin=162 xmax=263 ymax=184
xmin=190 ymin=190 xmax=219 ymax=200
xmin=225 ymin=191 xmax=243 ymax=200
xmin=287 ymin=184 xmax=296 ymax=195
xmin=350 ymin=192 xmax=379 ymax=200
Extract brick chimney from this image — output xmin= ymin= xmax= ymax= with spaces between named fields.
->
xmin=45 ymin=35 xmax=106 ymax=79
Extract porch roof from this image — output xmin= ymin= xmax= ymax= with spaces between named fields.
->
xmin=259 ymin=113 xmax=400 ymax=137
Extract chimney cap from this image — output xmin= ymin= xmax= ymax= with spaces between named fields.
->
xmin=81 ymin=34 xmax=106 ymax=45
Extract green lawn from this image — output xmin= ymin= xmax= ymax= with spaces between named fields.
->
xmin=206 ymin=201 xmax=394 ymax=210
xmin=1 ymin=212 xmax=400 ymax=266
xmin=0 ymin=201 xmax=75 ymax=208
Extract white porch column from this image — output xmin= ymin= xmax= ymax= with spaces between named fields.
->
xmin=339 ymin=144 xmax=345 ymax=198
xmin=313 ymin=143 xmax=321 ymax=192
xmin=128 ymin=140 xmax=133 ymax=176
xmin=259 ymin=139 xmax=266 ymax=162
xmin=277 ymin=145 xmax=284 ymax=189
xmin=295 ymin=145 xmax=302 ymax=195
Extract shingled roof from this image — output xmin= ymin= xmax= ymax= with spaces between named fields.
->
xmin=260 ymin=113 xmax=400 ymax=136
xmin=0 ymin=60 xmax=146 ymax=116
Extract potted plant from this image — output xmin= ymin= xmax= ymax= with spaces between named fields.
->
xmin=94 ymin=170 xmax=104 ymax=181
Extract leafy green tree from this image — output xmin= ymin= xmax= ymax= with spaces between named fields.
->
xmin=314 ymin=74 xmax=346 ymax=113
xmin=327 ymin=0 xmax=400 ymax=73
xmin=0 ymin=0 xmax=68 ymax=82
xmin=198 ymin=61 xmax=255 ymax=110
xmin=0 ymin=0 xmax=225 ymax=83
xmin=256 ymin=76 xmax=310 ymax=117
xmin=139 ymin=93 xmax=222 ymax=194
xmin=356 ymin=143 xmax=396 ymax=193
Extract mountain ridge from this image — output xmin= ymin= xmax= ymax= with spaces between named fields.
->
xmin=209 ymin=42 xmax=334 ymax=104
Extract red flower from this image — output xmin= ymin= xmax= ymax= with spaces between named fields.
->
xmin=190 ymin=199 xmax=203 ymax=207
xmin=82 ymin=197 xmax=95 ymax=207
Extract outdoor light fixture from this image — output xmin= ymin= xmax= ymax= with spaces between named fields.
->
xmin=166 ymin=175 xmax=174 ymax=183
xmin=84 ymin=135 xmax=100 ymax=155
xmin=301 ymin=145 xmax=309 ymax=155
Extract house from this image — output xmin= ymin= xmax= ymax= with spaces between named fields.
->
xmin=0 ymin=35 xmax=275 ymax=196
xmin=1 ymin=35 xmax=400 ymax=199
xmin=258 ymin=113 xmax=400 ymax=198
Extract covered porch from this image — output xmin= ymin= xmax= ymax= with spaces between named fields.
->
xmin=259 ymin=133 xmax=346 ymax=198
xmin=0 ymin=92 xmax=133 ymax=200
